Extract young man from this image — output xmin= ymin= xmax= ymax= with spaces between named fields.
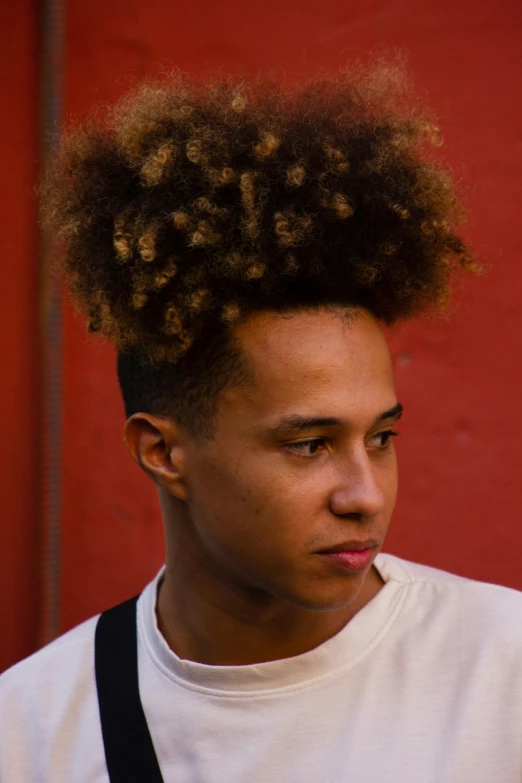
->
xmin=2 ymin=66 xmax=522 ymax=782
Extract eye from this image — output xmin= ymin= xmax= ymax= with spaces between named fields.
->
xmin=369 ymin=430 xmax=399 ymax=450
xmin=286 ymin=438 xmax=327 ymax=457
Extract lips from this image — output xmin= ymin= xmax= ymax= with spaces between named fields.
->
xmin=317 ymin=539 xmax=379 ymax=554
xmin=315 ymin=539 xmax=379 ymax=573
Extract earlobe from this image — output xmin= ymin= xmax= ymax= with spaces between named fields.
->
xmin=123 ymin=413 xmax=189 ymax=501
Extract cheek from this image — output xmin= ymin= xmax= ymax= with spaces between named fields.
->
xmin=375 ymin=451 xmax=399 ymax=513
xmin=185 ymin=457 xmax=316 ymax=589
xmin=187 ymin=451 xmax=318 ymax=549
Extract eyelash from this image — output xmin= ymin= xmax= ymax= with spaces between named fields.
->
xmin=286 ymin=431 xmax=399 ymax=457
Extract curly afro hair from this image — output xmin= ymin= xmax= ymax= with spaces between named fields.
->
xmin=42 ymin=63 xmax=475 ymax=435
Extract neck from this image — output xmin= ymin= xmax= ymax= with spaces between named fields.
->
xmin=156 ymin=507 xmax=384 ymax=666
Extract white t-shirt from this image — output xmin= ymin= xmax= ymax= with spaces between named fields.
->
xmin=1 ymin=553 xmax=522 ymax=782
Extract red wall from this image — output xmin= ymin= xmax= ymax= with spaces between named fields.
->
xmin=0 ymin=2 xmax=40 ymax=670
xmin=2 ymin=0 xmax=521 ymax=671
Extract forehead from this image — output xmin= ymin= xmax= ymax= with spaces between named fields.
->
xmin=221 ymin=307 xmax=395 ymax=420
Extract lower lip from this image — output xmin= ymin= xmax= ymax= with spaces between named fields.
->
xmin=317 ymin=548 xmax=375 ymax=572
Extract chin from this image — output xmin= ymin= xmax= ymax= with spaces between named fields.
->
xmin=284 ymin=580 xmax=364 ymax=613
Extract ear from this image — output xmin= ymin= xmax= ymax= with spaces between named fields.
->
xmin=123 ymin=413 xmax=189 ymax=502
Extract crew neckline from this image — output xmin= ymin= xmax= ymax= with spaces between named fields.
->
xmin=138 ymin=552 xmax=407 ymax=696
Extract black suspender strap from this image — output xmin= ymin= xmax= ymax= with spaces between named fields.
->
xmin=94 ymin=595 xmax=164 ymax=783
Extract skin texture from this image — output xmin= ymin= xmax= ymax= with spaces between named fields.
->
xmin=124 ymin=306 xmax=400 ymax=665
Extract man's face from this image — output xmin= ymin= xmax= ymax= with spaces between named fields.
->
xmin=181 ymin=306 xmax=399 ymax=612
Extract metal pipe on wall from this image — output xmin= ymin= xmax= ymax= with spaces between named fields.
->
xmin=38 ymin=0 xmax=65 ymax=646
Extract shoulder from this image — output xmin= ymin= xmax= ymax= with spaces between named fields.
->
xmin=0 ymin=613 xmax=103 ymax=751
xmin=377 ymin=551 xmax=522 ymax=649
xmin=376 ymin=552 xmax=472 ymax=585
xmin=0 ymin=614 xmax=104 ymax=780
xmin=0 ymin=614 xmax=99 ymax=712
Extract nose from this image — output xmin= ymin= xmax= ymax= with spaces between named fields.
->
xmin=328 ymin=447 xmax=386 ymax=520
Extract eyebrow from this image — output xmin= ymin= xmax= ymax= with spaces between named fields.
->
xmin=269 ymin=402 xmax=403 ymax=435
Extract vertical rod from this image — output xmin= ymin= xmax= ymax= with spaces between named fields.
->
xmin=38 ymin=0 xmax=65 ymax=646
